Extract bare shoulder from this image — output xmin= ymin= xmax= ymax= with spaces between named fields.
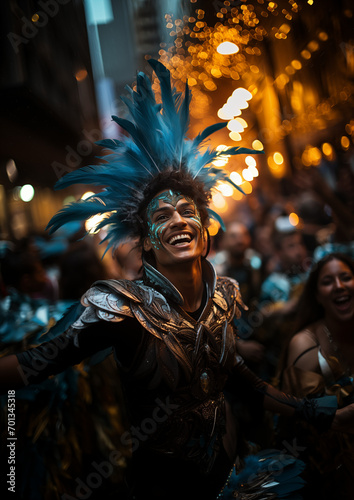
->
xmin=286 ymin=328 xmax=319 ymax=370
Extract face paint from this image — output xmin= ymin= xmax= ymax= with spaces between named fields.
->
xmin=146 ymin=190 xmax=203 ymax=250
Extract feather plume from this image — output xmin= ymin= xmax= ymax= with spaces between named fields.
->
xmin=47 ymin=59 xmax=263 ymax=249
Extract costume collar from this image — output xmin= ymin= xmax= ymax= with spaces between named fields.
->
xmin=143 ymin=259 xmax=216 ymax=306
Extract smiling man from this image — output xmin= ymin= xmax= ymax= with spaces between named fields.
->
xmin=1 ymin=60 xmax=353 ymax=500
xmin=143 ymin=187 xmax=207 ymax=313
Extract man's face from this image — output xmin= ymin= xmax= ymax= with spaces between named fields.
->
xmin=144 ymin=190 xmax=205 ymax=268
xmin=278 ymin=232 xmax=307 ymax=271
xmin=223 ymin=222 xmax=251 ymax=259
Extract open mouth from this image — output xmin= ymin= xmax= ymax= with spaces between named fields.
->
xmin=168 ymin=233 xmax=192 ymax=246
xmin=332 ymin=295 xmax=352 ymax=311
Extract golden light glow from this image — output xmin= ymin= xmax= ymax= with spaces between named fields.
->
xmin=211 ymin=192 xmax=227 ymax=211
xmin=321 ymin=142 xmax=333 ymax=158
xmin=289 ymin=213 xmax=300 ymax=226
xmin=213 ymin=158 xmax=229 ymax=167
xmin=216 ymin=145 xmax=228 ymax=152
xmin=235 ymin=117 xmax=248 ymax=129
xmin=81 ymin=191 xmax=95 ymax=200
xmin=213 ymin=146 xmax=230 ymax=167
xmin=208 ymin=219 xmax=220 ymax=237
xmin=227 ymin=119 xmax=244 ymax=133
xmin=158 ymin=0 xmax=346 ymax=199
xmin=217 ymin=182 xmax=234 ymax=197
xmin=76 ymin=69 xmax=88 ymax=82
xmin=275 ymin=74 xmax=290 ymax=89
xmin=279 ymin=24 xmax=291 ymax=34
xmin=301 ymin=50 xmax=311 ymax=59
xmin=188 ymin=77 xmax=197 ymax=86
xmin=227 ymin=96 xmax=248 ymax=111
xmin=341 ymin=136 xmax=350 ymax=150
xmin=217 ymin=105 xmax=240 ymax=120
xmin=32 ymin=13 xmax=40 ymax=22
xmin=204 ymin=80 xmax=217 ymax=91
xmin=242 ymin=168 xmax=253 ymax=182
xmin=252 ymin=140 xmax=264 ymax=151
xmin=286 ymin=65 xmax=295 ymax=75
xmin=301 ymin=146 xmax=322 ymax=166
xmin=310 ymin=147 xmax=322 ymax=165
xmin=217 ymin=42 xmax=239 ymax=55
xmin=232 ymin=189 xmax=244 ymax=201
xmin=267 ymin=156 xmax=286 ymax=178
xmin=241 ymin=181 xmax=253 ymax=194
xmin=249 ymin=165 xmax=259 ymax=177
xmin=273 ymin=152 xmax=284 ymax=165
xmin=85 ymin=214 xmax=106 ymax=235
xmin=318 ymin=32 xmax=328 ymax=41
xmin=232 ymin=87 xmax=253 ymax=101
xmin=245 ymin=156 xmax=257 ymax=168
xmin=229 ymin=131 xmax=242 ymax=141
xmin=211 ymin=67 xmax=222 ymax=78
xmin=291 ymin=60 xmax=302 ymax=70
xmin=308 ymin=40 xmax=319 ymax=52
xmin=230 ymin=171 xmax=243 ymax=185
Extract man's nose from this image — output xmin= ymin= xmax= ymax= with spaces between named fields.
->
xmin=170 ymin=210 xmax=187 ymax=226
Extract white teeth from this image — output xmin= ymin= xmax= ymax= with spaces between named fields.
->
xmin=168 ymin=234 xmax=191 ymax=245
xmin=334 ymin=296 xmax=349 ymax=304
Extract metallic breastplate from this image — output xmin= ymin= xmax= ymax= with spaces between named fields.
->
xmin=73 ymin=261 xmax=245 ymax=468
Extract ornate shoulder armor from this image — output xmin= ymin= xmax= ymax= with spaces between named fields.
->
xmin=72 ymin=278 xmax=175 ymax=330
xmin=214 ymin=275 xmax=247 ymax=319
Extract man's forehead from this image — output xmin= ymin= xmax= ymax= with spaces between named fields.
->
xmin=147 ymin=190 xmax=195 ymax=214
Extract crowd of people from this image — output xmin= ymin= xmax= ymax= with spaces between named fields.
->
xmin=0 ymin=161 xmax=353 ymax=499
xmin=0 ymin=58 xmax=354 ymax=499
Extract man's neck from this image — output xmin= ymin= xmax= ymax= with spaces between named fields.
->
xmin=156 ymin=259 xmax=204 ymax=312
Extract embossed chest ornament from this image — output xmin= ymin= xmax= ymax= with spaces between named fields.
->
xmin=73 ymin=259 xmax=246 ymax=392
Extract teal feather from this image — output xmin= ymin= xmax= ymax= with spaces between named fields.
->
xmin=207 ymin=209 xmax=226 ymax=231
xmin=219 ymin=450 xmax=305 ymax=499
xmin=192 ymin=122 xmax=227 ymax=146
xmin=47 ymin=59 xmax=261 ymax=249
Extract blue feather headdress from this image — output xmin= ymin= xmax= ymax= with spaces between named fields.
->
xmin=47 ymin=59 xmax=261 ymax=251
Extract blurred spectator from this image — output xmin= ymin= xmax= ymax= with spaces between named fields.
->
xmin=213 ymin=222 xmax=264 ymax=363
xmin=215 ymin=221 xmax=262 ymax=306
xmin=59 ymin=240 xmax=107 ymax=300
xmin=253 ymin=224 xmax=278 ymax=279
xmin=296 ymin=193 xmax=332 ymax=254
xmin=254 ymin=224 xmax=309 ymax=382
xmin=259 ymin=224 xmax=309 ymax=317
xmin=0 ymin=238 xmax=57 ymax=302
xmin=276 ymin=253 xmax=354 ymax=499
xmin=215 ymin=222 xmax=268 ymax=448
xmin=294 ymin=167 xmax=354 ymax=261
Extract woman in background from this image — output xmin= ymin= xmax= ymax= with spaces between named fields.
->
xmin=278 ymin=252 xmax=354 ymax=499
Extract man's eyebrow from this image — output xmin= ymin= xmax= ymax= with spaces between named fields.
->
xmin=152 ymin=206 xmax=171 ymax=215
xmin=152 ymin=201 xmax=195 ymax=215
